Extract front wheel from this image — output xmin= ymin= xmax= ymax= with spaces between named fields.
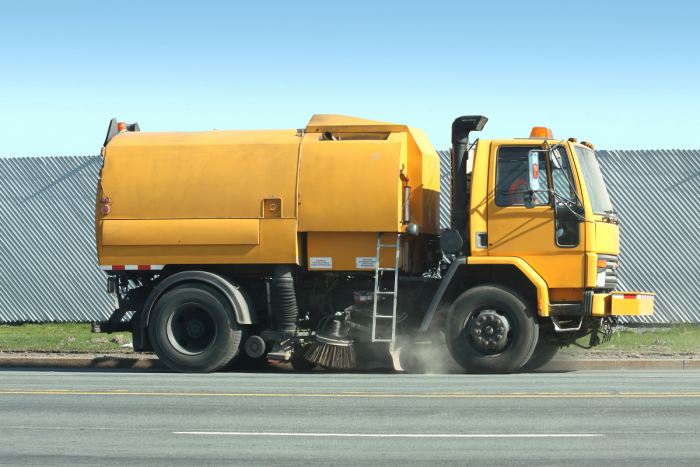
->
xmin=149 ymin=284 xmax=245 ymax=373
xmin=520 ymin=332 xmax=559 ymax=372
xmin=445 ymin=284 xmax=538 ymax=374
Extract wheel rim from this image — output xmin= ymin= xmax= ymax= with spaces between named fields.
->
xmin=166 ymin=302 xmax=217 ymax=355
xmin=464 ymin=308 xmax=513 ymax=356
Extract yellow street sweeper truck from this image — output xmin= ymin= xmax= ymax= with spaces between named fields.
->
xmin=93 ymin=115 xmax=654 ymax=373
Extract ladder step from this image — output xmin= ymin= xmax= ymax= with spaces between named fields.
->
xmin=372 ymin=232 xmax=401 ymax=344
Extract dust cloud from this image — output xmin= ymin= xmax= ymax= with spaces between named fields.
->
xmin=397 ymin=337 xmax=465 ymax=374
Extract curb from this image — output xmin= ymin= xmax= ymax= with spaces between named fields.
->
xmin=0 ymin=357 xmax=166 ymax=370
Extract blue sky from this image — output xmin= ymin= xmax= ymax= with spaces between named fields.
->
xmin=1 ymin=0 xmax=698 ymax=157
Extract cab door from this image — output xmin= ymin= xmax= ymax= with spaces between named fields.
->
xmin=486 ymin=140 xmax=585 ymax=289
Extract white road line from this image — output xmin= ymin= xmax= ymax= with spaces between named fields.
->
xmin=635 ymin=376 xmax=700 ymax=378
xmin=174 ymin=432 xmax=601 ymax=438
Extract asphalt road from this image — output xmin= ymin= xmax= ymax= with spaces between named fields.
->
xmin=1 ymin=368 xmax=700 ymax=466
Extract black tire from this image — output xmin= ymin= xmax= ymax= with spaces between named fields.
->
xmin=520 ymin=333 xmax=559 ymax=372
xmin=445 ymin=284 xmax=538 ymax=374
xmin=149 ymin=284 xmax=245 ymax=373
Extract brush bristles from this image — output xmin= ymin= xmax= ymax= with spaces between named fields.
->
xmin=304 ymin=342 xmax=357 ymax=370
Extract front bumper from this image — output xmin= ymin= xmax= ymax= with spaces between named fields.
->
xmin=591 ymin=292 xmax=655 ymax=316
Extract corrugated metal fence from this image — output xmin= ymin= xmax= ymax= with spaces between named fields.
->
xmin=437 ymin=150 xmax=451 ymax=230
xmin=1 ymin=151 xmax=698 ymax=323
xmin=0 ymin=157 xmax=114 ymax=322
xmin=597 ymin=150 xmax=700 ymax=323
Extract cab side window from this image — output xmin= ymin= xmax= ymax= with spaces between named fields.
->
xmin=550 ymin=147 xmax=577 ymax=204
xmin=495 ymin=146 xmax=550 ymax=207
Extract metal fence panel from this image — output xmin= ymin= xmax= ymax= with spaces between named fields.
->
xmin=437 ymin=150 xmax=451 ymax=230
xmin=597 ymin=149 xmax=700 ymax=323
xmin=0 ymin=156 xmax=113 ymax=322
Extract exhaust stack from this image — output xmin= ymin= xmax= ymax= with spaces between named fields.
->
xmin=451 ymin=115 xmax=488 ymax=231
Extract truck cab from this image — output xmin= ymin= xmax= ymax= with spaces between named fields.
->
xmin=424 ymin=121 xmax=653 ymax=373
xmin=470 ymin=133 xmax=651 ymax=319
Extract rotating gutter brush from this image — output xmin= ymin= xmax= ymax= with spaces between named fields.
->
xmin=304 ymin=318 xmax=357 ymax=370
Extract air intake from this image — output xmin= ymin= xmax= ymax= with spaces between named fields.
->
xmin=451 ymin=115 xmax=487 ymax=231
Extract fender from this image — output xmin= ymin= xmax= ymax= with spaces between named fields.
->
xmin=419 ymin=256 xmax=550 ymax=332
xmin=141 ymin=271 xmax=259 ymax=329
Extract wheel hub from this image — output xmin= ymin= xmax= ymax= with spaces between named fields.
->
xmin=465 ymin=310 xmax=511 ymax=354
xmin=167 ymin=304 xmax=217 ymax=356
xmin=186 ymin=319 xmax=206 ymax=339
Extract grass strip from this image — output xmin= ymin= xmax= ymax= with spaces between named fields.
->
xmin=561 ymin=324 xmax=700 ymax=353
xmin=0 ymin=323 xmax=133 ymax=352
xmin=1 ymin=323 xmax=699 ymax=354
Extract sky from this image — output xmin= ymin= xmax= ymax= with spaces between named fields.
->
xmin=1 ymin=0 xmax=698 ymax=157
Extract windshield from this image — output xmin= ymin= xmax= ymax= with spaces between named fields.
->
xmin=574 ymin=146 xmax=613 ymax=214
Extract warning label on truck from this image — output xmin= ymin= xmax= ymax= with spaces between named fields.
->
xmin=356 ymin=257 xmax=377 ymax=269
xmin=309 ymin=257 xmax=332 ymax=269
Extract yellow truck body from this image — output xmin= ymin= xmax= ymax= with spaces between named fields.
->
xmin=97 ymin=115 xmax=439 ymax=269
xmin=94 ymin=114 xmax=653 ymax=374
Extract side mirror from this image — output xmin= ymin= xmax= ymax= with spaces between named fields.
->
xmin=550 ymin=148 xmax=562 ymax=169
xmin=524 ymin=150 xmax=539 ymax=209
xmin=527 ymin=151 xmax=540 ymax=191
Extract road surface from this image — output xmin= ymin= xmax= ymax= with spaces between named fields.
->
xmin=1 ymin=368 xmax=699 ymax=465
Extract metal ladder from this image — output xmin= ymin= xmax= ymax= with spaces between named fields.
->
xmin=371 ymin=232 xmax=401 ymax=343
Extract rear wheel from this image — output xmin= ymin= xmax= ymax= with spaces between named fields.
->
xmin=445 ymin=284 xmax=538 ymax=374
xmin=149 ymin=284 xmax=245 ymax=373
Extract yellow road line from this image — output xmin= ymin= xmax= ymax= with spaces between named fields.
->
xmin=2 ymin=390 xmax=700 ymax=398
xmin=174 ymin=432 xmax=603 ymax=438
